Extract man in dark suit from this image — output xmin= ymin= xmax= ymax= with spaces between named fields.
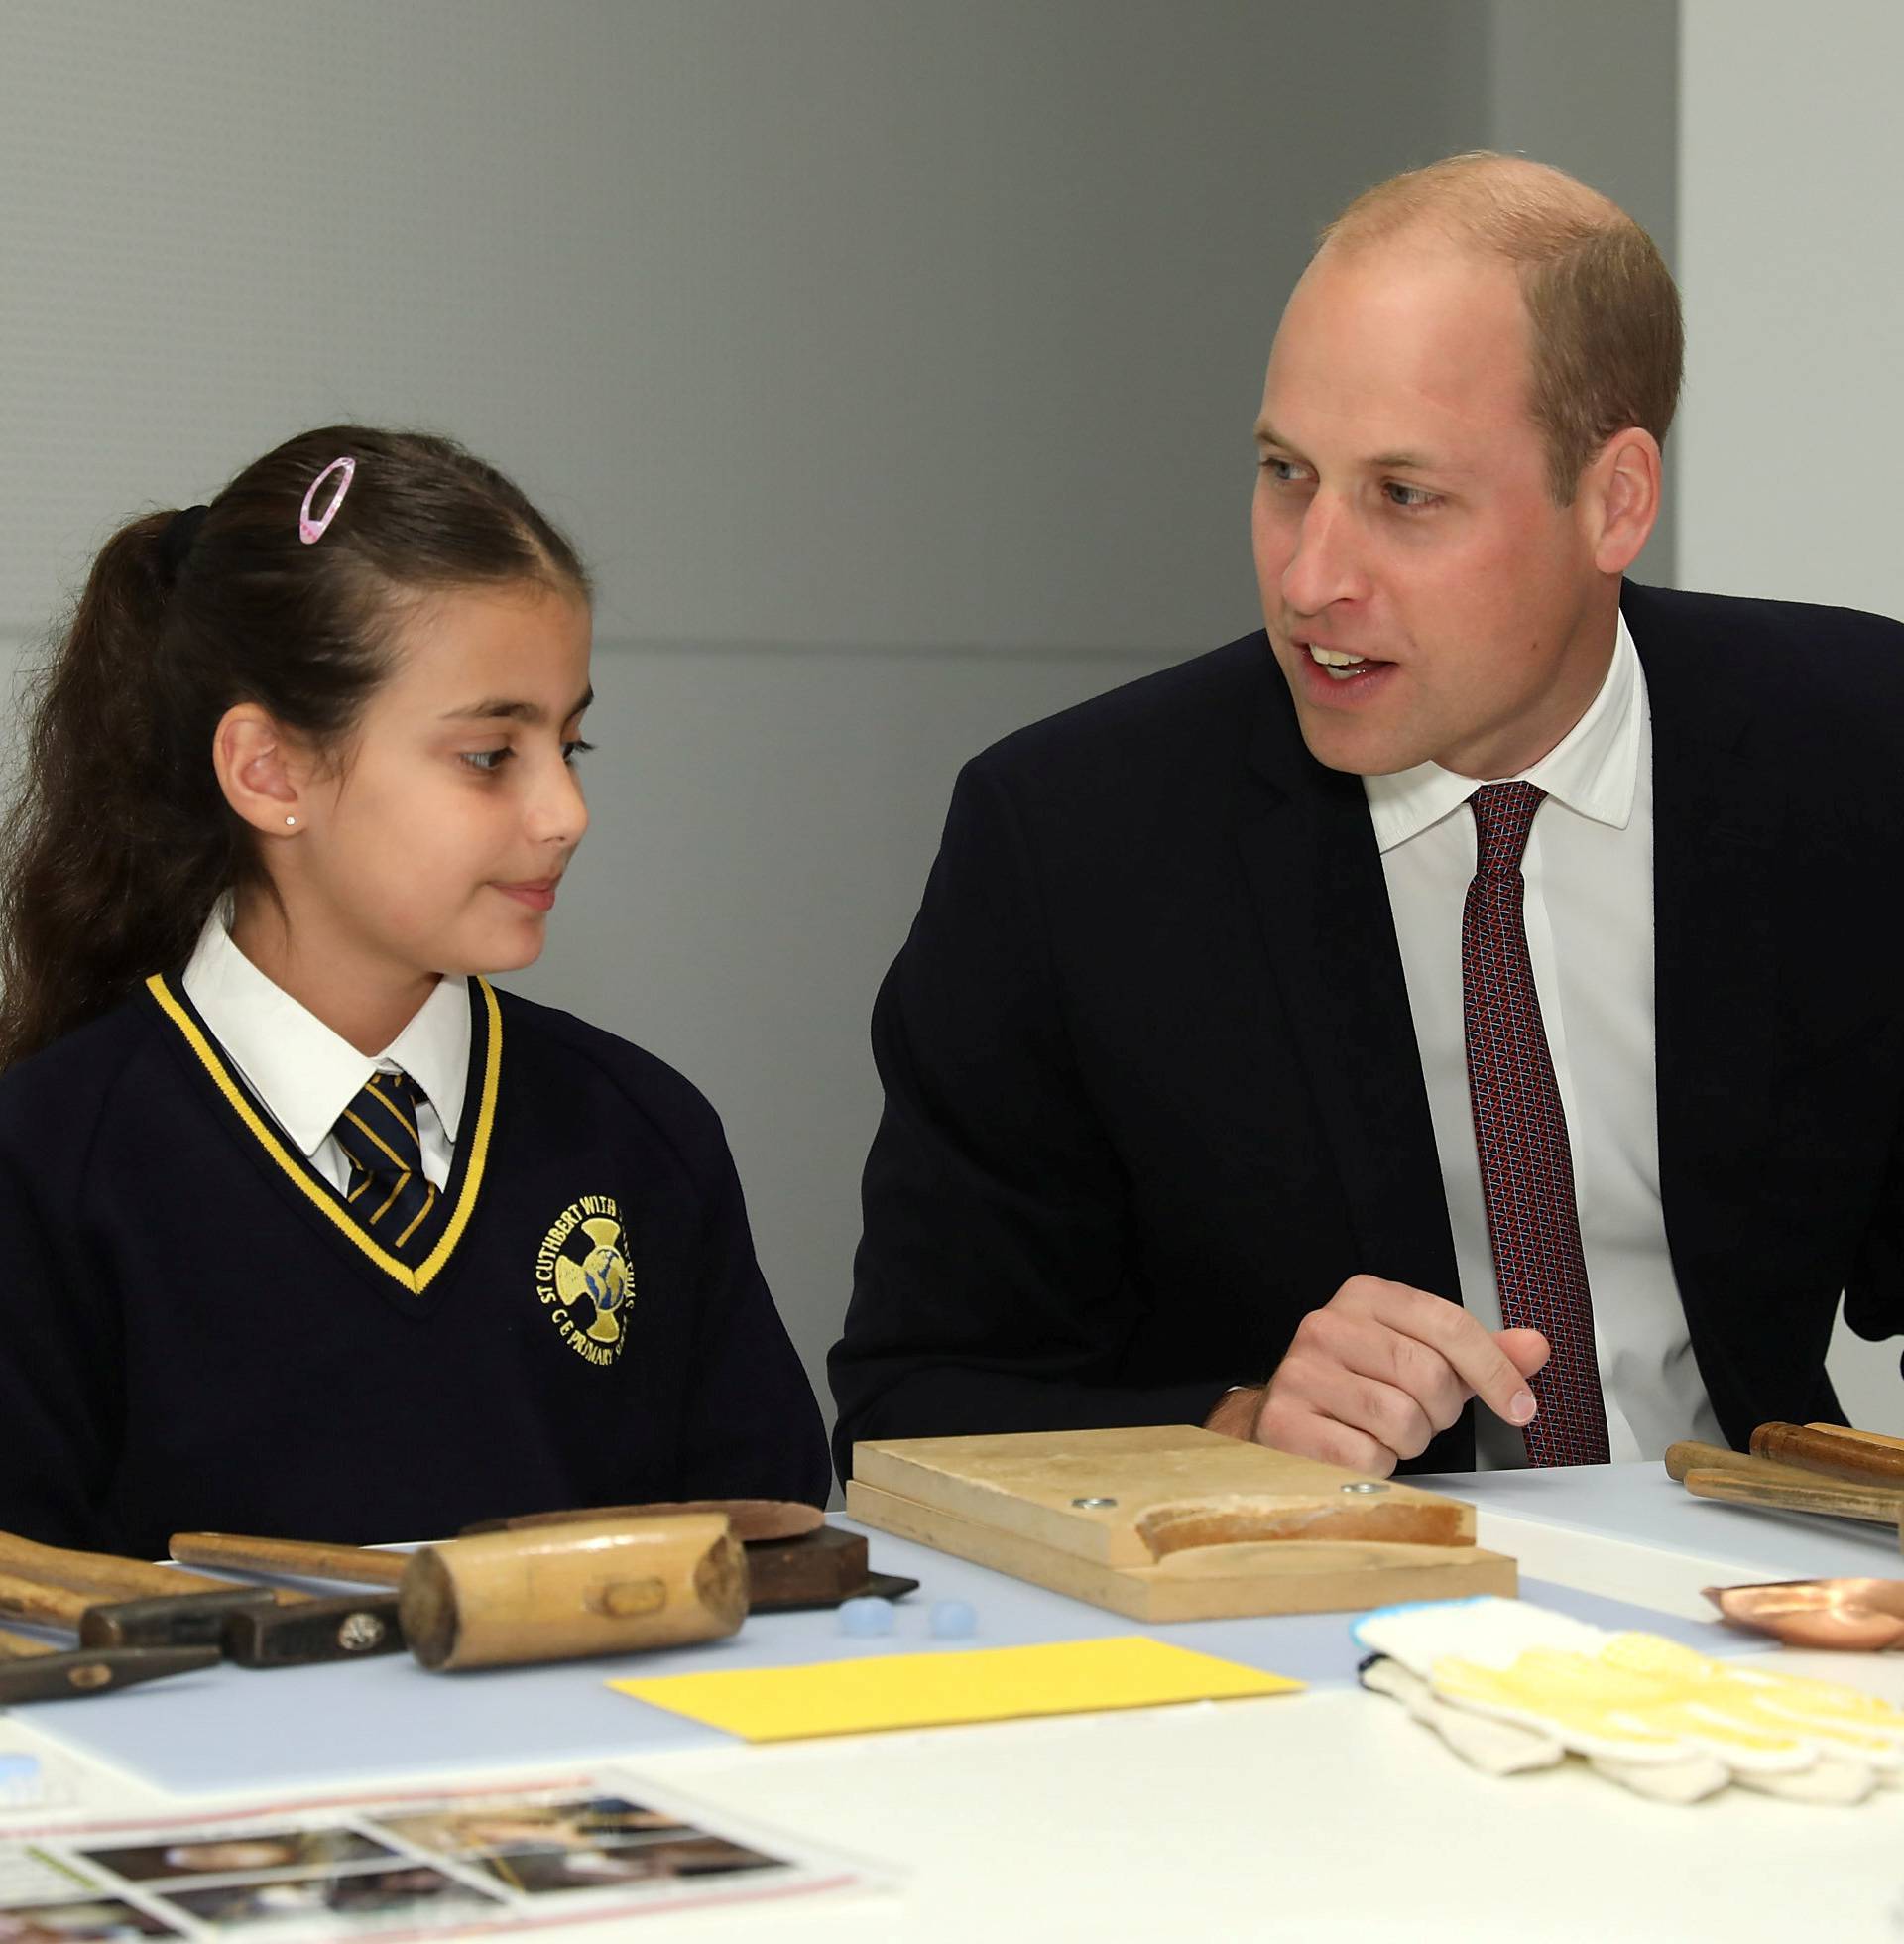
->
xmin=830 ymin=153 xmax=1904 ymax=1479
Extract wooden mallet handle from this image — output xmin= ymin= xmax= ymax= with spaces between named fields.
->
xmin=399 ymin=1514 xmax=746 ymax=1670
xmin=1663 ymin=1440 xmax=1881 ymax=1496
xmin=171 ymin=1534 xmax=408 ymax=1589
xmin=1682 ymin=1468 xmax=1904 ymax=1546
xmin=1751 ymin=1422 xmax=1904 ymax=1487
xmin=0 ymin=1530 xmax=264 ymax=1602
xmin=460 ymin=1500 xmax=824 ymax=1544
xmin=1807 ymin=1422 xmax=1904 ymax=1454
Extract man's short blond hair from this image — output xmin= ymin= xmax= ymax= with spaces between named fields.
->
xmin=1320 ymin=152 xmax=1683 ymax=504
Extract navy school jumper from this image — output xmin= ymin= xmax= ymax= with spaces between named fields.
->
xmin=0 ymin=976 xmax=830 ymax=1557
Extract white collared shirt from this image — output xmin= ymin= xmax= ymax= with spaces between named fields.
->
xmin=1366 ymin=615 xmax=1725 ymax=1467
xmin=180 ymin=911 xmax=470 ymax=1195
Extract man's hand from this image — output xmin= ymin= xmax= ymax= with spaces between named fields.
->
xmin=1203 ymin=1276 xmax=1550 ymax=1474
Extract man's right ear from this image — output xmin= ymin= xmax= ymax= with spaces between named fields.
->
xmin=211 ymin=704 xmax=307 ymax=838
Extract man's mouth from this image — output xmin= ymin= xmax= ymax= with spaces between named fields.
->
xmin=1300 ymin=640 xmax=1391 ymax=683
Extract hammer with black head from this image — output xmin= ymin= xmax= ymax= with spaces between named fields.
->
xmin=0 ymin=1621 xmax=217 ymax=1703
xmin=0 ymin=1533 xmax=402 ymax=1667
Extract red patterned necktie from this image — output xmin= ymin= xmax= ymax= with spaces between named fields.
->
xmin=1462 ymin=782 xmax=1610 ymax=1465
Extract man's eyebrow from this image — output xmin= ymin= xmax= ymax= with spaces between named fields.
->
xmin=440 ymin=686 xmax=595 ymax=725
xmin=1254 ymin=421 xmax=1457 ymax=476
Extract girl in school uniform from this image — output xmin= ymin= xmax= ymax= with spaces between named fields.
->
xmin=0 ymin=426 xmax=830 ymax=1555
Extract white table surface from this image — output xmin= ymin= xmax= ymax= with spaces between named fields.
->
xmin=4 ymin=1462 xmax=1901 ymax=1943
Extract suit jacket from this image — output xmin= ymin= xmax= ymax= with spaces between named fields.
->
xmin=829 ymin=583 xmax=1904 ymax=1478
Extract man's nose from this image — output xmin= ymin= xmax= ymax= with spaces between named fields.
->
xmin=1280 ymin=492 xmax=1367 ymax=616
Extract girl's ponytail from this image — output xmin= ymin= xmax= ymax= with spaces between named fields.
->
xmin=0 ymin=425 xmax=588 ymax=1069
xmin=0 ymin=511 xmax=240 ymax=1068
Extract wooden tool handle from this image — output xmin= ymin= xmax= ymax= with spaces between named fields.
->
xmin=0 ymin=1529 xmax=263 ymax=1602
xmin=460 ymin=1500 xmax=824 ymax=1545
xmin=1750 ymin=1422 xmax=1904 ymax=1487
xmin=1663 ymin=1440 xmax=1880 ymax=1494
xmin=1683 ymin=1467 xmax=1904 ymax=1528
xmin=170 ymin=1534 xmax=409 ymax=1588
xmin=400 ymin=1514 xmax=746 ymax=1671
xmin=1807 ymin=1422 xmax=1904 ymax=1453
xmin=0 ymin=1567 xmax=92 ymax=1632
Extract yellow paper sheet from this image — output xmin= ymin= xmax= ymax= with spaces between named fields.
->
xmin=610 ymin=1636 xmax=1302 ymax=1743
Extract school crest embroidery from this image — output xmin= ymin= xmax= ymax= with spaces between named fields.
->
xmin=535 ymin=1195 xmax=631 ymax=1368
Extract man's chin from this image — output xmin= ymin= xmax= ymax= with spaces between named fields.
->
xmin=1292 ymin=708 xmax=1426 ymax=779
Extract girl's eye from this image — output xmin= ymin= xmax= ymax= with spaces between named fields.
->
xmin=461 ymin=749 xmax=511 ymax=773
xmin=562 ymin=738 xmax=595 ymax=766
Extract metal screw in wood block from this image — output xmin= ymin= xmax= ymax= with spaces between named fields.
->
xmin=1071 ymin=1497 xmax=1119 ymax=1509
xmin=1341 ymin=1482 xmax=1389 ymax=1495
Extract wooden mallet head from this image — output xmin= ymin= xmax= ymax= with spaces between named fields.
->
xmin=399 ymin=1513 xmax=746 ymax=1671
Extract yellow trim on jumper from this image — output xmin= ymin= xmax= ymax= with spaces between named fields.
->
xmin=146 ymin=973 xmax=504 ymax=1295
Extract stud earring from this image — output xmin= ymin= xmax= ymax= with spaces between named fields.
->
xmin=284 ymin=815 xmax=298 ymax=827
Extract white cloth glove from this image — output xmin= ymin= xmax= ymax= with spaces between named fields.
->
xmin=1353 ymin=1596 xmax=1904 ymax=1804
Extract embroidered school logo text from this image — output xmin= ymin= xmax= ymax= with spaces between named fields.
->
xmin=535 ymin=1195 xmax=631 ymax=1367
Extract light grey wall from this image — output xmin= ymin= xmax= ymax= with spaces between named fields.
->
xmin=2 ymin=1 xmax=1500 ymax=1435
xmin=1677 ymin=0 xmax=1904 ymax=1430
xmin=1485 ymin=0 xmax=1681 ymax=588
xmin=6 ymin=4 xmax=1724 ymax=1451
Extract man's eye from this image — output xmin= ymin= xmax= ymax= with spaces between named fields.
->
xmin=1384 ymin=482 xmax=1437 ymax=510
xmin=561 ymin=739 xmax=596 ymax=766
xmin=1259 ymin=457 xmax=1309 ymax=485
xmin=461 ymin=749 xmax=511 ymax=773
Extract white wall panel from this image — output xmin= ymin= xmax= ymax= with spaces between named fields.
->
xmin=1679 ymin=0 xmax=1904 ymax=1426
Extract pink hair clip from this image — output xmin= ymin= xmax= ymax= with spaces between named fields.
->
xmin=298 ymin=456 xmax=356 ymax=545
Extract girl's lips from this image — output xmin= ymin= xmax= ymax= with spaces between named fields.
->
xmin=495 ymin=880 xmax=557 ymax=911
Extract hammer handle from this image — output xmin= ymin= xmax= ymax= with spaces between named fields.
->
xmin=170 ymin=1534 xmax=408 ymax=1588
xmin=461 ymin=1500 xmax=825 ymax=1544
xmin=1683 ymin=1467 xmax=1904 ymax=1529
xmin=1750 ymin=1422 xmax=1904 ymax=1487
xmin=1807 ymin=1422 xmax=1904 ymax=1453
xmin=1662 ymin=1441 xmax=1868 ymax=1493
xmin=0 ymin=1568 xmax=89 ymax=1633
xmin=0 ymin=1530 xmax=270 ymax=1602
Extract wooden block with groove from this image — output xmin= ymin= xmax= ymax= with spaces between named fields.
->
xmin=847 ymin=1425 xmax=1514 ymax=1621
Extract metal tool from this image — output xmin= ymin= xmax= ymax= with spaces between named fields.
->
xmin=0 ymin=1549 xmax=401 ymax=1667
xmin=0 ymin=1623 xmax=217 ymax=1703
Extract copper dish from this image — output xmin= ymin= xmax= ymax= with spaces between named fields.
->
xmin=1704 ymin=1578 xmax=1904 ymax=1651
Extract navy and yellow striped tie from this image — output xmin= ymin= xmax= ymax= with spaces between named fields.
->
xmin=333 ymin=1069 xmax=436 ymax=1258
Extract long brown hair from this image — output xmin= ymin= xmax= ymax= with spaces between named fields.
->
xmin=0 ymin=426 xmax=589 ymax=1068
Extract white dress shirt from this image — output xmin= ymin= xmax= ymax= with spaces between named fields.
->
xmin=1366 ymin=616 xmax=1725 ymax=1467
xmin=180 ymin=911 xmax=470 ymax=1194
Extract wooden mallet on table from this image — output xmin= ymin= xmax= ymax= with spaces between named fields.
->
xmin=457 ymin=1500 xmax=917 ymax=1610
xmin=0 ymin=1532 xmax=402 ymax=1666
xmin=172 ymin=1514 xmax=748 ymax=1671
xmin=1664 ymin=1433 xmax=1904 ymax=1552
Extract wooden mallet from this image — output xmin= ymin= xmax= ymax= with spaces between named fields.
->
xmin=172 ymin=1514 xmax=746 ymax=1671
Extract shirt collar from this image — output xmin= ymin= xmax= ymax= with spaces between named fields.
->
xmin=180 ymin=911 xmax=471 ymax=1158
xmin=1364 ymin=611 xmax=1645 ymax=854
